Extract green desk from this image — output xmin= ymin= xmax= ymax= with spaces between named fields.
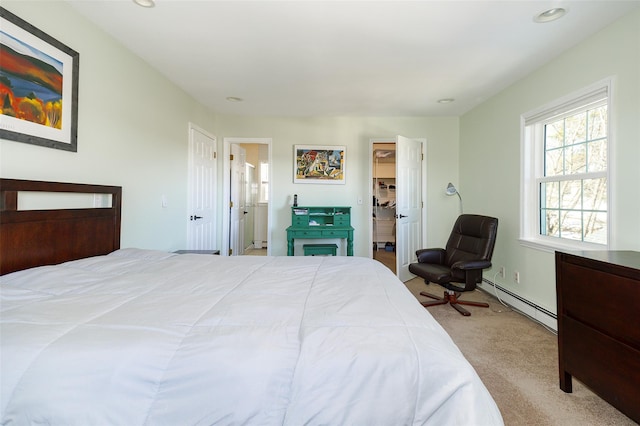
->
xmin=286 ymin=206 xmax=354 ymax=256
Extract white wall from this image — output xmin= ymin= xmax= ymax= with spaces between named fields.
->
xmin=0 ymin=1 xmax=217 ymax=251
xmin=216 ymin=115 xmax=460 ymax=256
xmin=459 ymin=10 xmax=640 ymax=313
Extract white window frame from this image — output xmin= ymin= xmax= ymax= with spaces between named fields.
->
xmin=520 ymin=78 xmax=613 ymax=253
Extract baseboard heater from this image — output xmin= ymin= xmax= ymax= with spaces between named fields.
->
xmin=478 ymin=279 xmax=558 ymax=332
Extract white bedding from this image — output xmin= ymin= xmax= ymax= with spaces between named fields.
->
xmin=0 ymin=249 xmax=503 ymax=425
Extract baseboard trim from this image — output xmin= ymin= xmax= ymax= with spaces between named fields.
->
xmin=478 ymin=279 xmax=558 ymax=332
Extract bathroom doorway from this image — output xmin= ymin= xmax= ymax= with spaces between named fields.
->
xmin=222 ymin=138 xmax=272 ymax=256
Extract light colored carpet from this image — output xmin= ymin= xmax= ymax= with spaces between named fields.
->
xmin=403 ymin=278 xmax=637 ymax=426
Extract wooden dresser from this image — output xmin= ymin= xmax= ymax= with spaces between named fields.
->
xmin=555 ymin=250 xmax=640 ymax=423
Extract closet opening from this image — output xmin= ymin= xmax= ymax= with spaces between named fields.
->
xmin=372 ymin=143 xmax=396 ymax=273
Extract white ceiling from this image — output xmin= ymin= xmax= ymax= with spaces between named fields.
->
xmin=67 ymin=0 xmax=639 ymax=117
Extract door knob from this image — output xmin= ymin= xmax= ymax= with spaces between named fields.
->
xmin=396 ymin=214 xmax=408 ymax=219
xmin=190 ymin=215 xmax=203 ymax=221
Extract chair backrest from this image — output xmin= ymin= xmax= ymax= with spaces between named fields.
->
xmin=444 ymin=214 xmax=498 ymax=267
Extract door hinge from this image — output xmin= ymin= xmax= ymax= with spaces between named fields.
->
xmin=230 ymin=154 xmax=234 ymax=161
xmin=230 ymin=201 xmax=234 ymax=208
xmin=213 ymin=152 xmax=217 ymax=159
xmin=229 ymin=248 xmax=233 ymax=255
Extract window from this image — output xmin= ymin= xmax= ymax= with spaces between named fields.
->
xmin=259 ymin=161 xmax=269 ymax=203
xmin=521 ymin=80 xmax=611 ymax=251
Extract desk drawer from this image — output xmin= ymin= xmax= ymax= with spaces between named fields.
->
xmin=321 ymin=229 xmax=346 ymax=237
xmin=295 ymin=230 xmax=323 ymax=238
xmin=333 ymin=216 xmax=350 ymax=226
xmin=292 ymin=216 xmax=309 ymax=226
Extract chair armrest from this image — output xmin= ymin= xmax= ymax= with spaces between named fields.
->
xmin=415 ymin=248 xmax=446 ymax=264
xmin=451 ymin=260 xmax=492 ymax=271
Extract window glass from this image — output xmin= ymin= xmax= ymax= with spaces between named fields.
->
xmin=587 ymin=139 xmax=607 ymax=172
xmin=259 ymin=162 xmax=269 ymax=202
xmin=521 ymin=81 xmax=610 ymax=250
xmin=565 ymin=112 xmax=587 ymax=145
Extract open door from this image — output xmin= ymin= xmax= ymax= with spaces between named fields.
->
xmin=395 ymin=135 xmax=423 ymax=282
xmin=229 ymin=144 xmax=246 ymax=256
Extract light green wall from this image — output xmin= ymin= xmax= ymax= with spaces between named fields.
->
xmin=0 ymin=1 xmax=217 ymax=251
xmin=215 ymin=115 xmax=461 ymax=256
xmin=459 ymin=10 xmax=640 ymax=312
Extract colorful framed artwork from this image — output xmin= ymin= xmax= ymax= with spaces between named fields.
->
xmin=294 ymin=145 xmax=346 ymax=184
xmin=0 ymin=7 xmax=79 ymax=152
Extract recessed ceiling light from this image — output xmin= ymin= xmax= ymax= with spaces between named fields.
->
xmin=437 ymin=98 xmax=455 ymax=104
xmin=226 ymin=97 xmax=243 ymax=102
xmin=534 ymin=7 xmax=567 ymax=23
xmin=133 ymin=0 xmax=155 ymax=8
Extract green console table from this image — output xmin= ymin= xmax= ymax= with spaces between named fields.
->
xmin=286 ymin=206 xmax=354 ymax=256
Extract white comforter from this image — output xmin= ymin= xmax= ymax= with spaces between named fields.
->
xmin=0 ymin=249 xmax=503 ymax=425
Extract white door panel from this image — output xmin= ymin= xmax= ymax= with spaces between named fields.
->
xmin=187 ymin=125 xmax=216 ymax=250
xmin=230 ymin=144 xmax=246 ymax=256
xmin=396 ymin=135 xmax=422 ymax=282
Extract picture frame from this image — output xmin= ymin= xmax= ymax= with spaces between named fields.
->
xmin=0 ymin=7 xmax=79 ymax=152
xmin=294 ymin=145 xmax=346 ymax=184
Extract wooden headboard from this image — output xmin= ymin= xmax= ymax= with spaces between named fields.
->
xmin=0 ymin=179 xmax=122 ymax=275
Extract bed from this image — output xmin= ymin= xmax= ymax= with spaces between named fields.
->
xmin=0 ymin=179 xmax=503 ymax=425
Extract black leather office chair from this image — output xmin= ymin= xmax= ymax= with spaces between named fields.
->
xmin=408 ymin=214 xmax=498 ymax=316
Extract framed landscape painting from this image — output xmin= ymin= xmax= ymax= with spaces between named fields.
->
xmin=0 ymin=7 xmax=79 ymax=152
xmin=294 ymin=145 xmax=346 ymax=184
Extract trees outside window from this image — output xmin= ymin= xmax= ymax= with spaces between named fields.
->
xmin=521 ymin=80 xmax=611 ymax=250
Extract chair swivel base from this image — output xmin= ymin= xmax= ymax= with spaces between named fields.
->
xmin=419 ymin=289 xmax=489 ymax=317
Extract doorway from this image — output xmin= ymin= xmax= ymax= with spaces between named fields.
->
xmin=369 ymin=136 xmax=426 ymax=281
xmin=238 ymin=145 xmax=268 ymax=256
xmin=372 ymin=143 xmax=397 ymax=272
xmin=222 ymin=138 xmax=272 ymax=256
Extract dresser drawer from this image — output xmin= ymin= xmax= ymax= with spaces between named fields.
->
xmin=559 ymin=262 xmax=640 ymax=348
xmin=562 ymin=316 xmax=640 ymax=422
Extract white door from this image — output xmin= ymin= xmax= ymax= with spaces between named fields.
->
xmin=395 ymin=135 xmax=423 ymax=282
xmin=229 ymin=144 xmax=246 ymax=255
xmin=244 ymin=163 xmax=256 ymax=250
xmin=187 ymin=125 xmax=217 ymax=250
